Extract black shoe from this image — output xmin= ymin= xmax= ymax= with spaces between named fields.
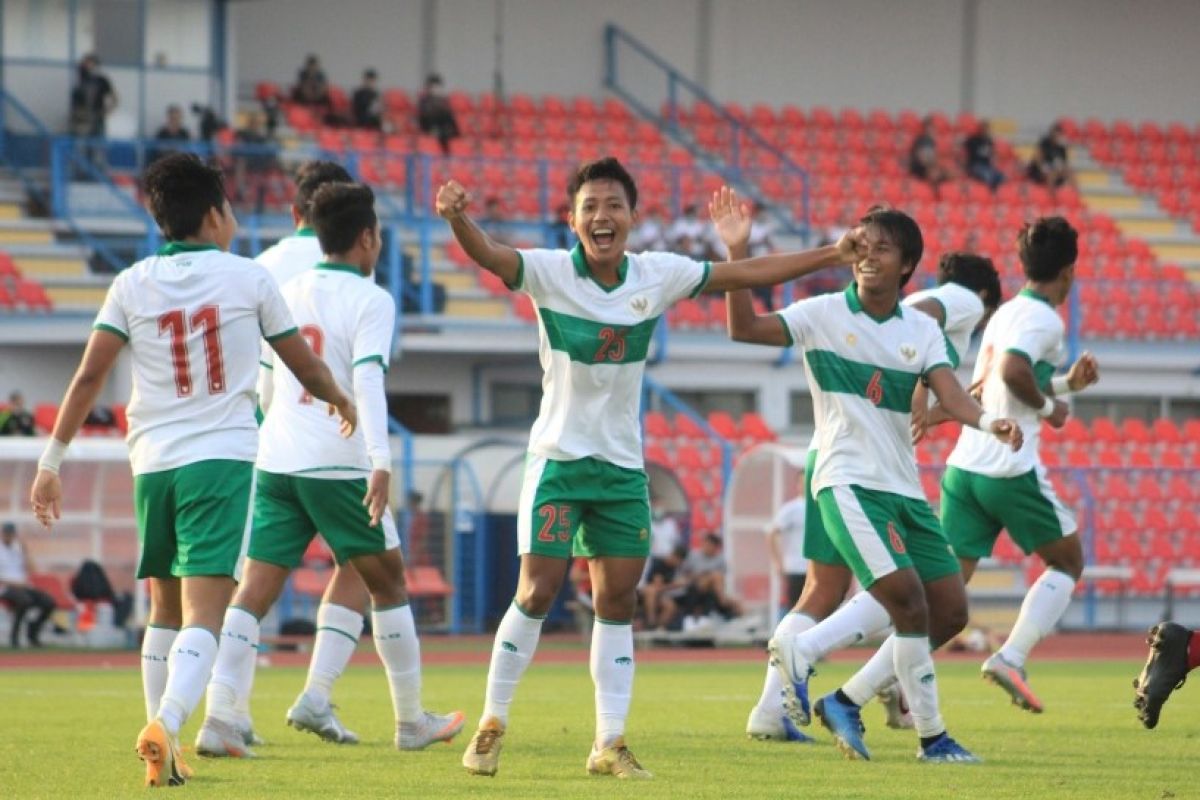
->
xmin=1134 ymin=623 xmax=1191 ymax=729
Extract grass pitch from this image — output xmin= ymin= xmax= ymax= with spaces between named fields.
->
xmin=0 ymin=656 xmax=1189 ymax=799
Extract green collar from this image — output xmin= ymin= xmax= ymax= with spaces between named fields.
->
xmin=157 ymin=241 xmax=220 ymax=256
xmin=315 ymin=261 xmax=365 ymax=277
xmin=570 ymin=243 xmax=628 ymax=292
xmin=1019 ymin=287 xmax=1054 ymax=306
xmin=295 ymin=226 xmax=318 ymax=237
xmin=844 ymin=282 xmax=902 ymax=323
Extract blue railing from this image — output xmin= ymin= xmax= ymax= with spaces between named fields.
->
xmin=604 ymin=23 xmax=813 ymax=241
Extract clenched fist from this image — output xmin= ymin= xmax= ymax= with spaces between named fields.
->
xmin=435 ymin=180 xmax=471 ymax=220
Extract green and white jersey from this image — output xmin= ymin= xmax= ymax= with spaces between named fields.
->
xmin=93 ymin=243 xmax=297 ymax=475
xmin=257 ymin=263 xmax=395 ymax=477
xmin=255 ymin=228 xmax=322 ymax=287
xmin=948 ymin=288 xmax=1066 ymax=478
xmin=777 ymin=283 xmax=950 ymax=499
xmin=904 ymin=281 xmax=985 ymax=370
xmin=514 ymin=244 xmax=710 ymax=469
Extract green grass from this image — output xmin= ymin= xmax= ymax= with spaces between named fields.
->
xmin=0 ymin=658 xmax=1191 ymax=799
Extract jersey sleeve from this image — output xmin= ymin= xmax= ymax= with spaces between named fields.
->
xmin=512 ymin=248 xmax=563 ymax=300
xmin=93 ymin=275 xmax=130 ymax=341
xmin=257 ymin=272 xmax=298 ymax=342
xmin=643 ymin=251 xmax=711 ymax=304
xmin=1003 ymin=317 xmax=1061 ymax=366
xmin=921 ymin=317 xmax=953 ymax=376
xmin=774 ymin=296 xmax=819 ymax=348
xmin=352 ymin=290 xmax=397 ymax=373
xmin=939 ymin=287 xmax=985 ymax=340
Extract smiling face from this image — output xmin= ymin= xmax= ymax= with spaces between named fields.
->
xmin=570 ymin=178 xmax=635 ymax=266
xmin=854 ymin=223 xmax=911 ymax=295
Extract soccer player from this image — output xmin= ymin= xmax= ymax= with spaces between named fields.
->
xmin=941 ymin=217 xmax=1099 ymax=712
xmin=28 ymin=153 xmax=355 ymax=787
xmin=1135 ymin=622 xmax=1200 ymax=729
xmin=716 ymin=193 xmax=1021 ymax=763
xmin=224 ymin=159 xmax=371 ymax=747
xmin=437 ymin=157 xmax=880 ymax=779
xmin=196 ymin=183 xmax=464 ymax=756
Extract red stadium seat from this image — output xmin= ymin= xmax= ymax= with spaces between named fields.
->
xmin=643 ymin=412 xmax=672 ymax=439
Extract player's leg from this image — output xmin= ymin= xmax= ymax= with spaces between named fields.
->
xmin=142 ymin=578 xmax=181 ymax=722
xmin=985 ymin=468 xmax=1079 ymax=712
xmin=464 ymin=455 xmax=574 ymax=776
xmin=1135 ymin=622 xmax=1200 ymax=729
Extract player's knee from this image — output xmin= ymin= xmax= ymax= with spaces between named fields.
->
xmin=796 ymin=580 xmax=845 ymax=620
xmin=887 ymin=591 xmax=929 ymax=633
xmin=930 ymin=604 xmax=969 ymax=648
xmin=593 ymin=591 xmax=636 ymax=622
xmin=1041 ymin=539 xmax=1084 ymax=580
xmin=515 ymin=579 xmax=560 ymax=617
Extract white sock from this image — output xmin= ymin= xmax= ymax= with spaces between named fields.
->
xmin=841 ymin=635 xmax=897 ymax=706
xmin=158 ymin=627 xmax=219 ymax=736
xmin=797 ymin=592 xmax=892 ymax=663
xmin=998 ymin=569 xmax=1075 ymax=669
xmin=372 ymin=604 xmax=423 ymax=724
xmin=141 ymin=625 xmax=178 ymax=722
xmin=591 ymin=619 xmax=635 ymax=746
xmin=892 ymin=634 xmax=943 ymax=739
xmin=481 ymin=602 xmax=544 ymax=725
xmin=206 ymin=606 xmax=260 ymax=725
xmin=301 ymin=603 xmax=363 ymax=707
xmin=756 ymin=613 xmax=815 ymax=712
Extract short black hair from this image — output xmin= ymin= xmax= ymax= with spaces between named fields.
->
xmin=142 ymin=152 xmax=227 ymax=241
xmin=937 ymin=252 xmax=1002 ymax=310
xmin=567 ymin=156 xmax=638 ymax=211
xmin=293 ymin=160 xmax=353 ymax=224
xmin=859 ymin=208 xmax=923 ymax=287
xmin=364 ymin=68 xmax=377 ymax=80
xmin=311 ymin=183 xmax=377 ymax=256
xmin=1018 ymin=216 xmax=1078 ymax=282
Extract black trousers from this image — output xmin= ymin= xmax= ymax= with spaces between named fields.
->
xmin=2 ymin=586 xmax=55 ymax=646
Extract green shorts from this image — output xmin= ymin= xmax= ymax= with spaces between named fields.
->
xmin=248 ymin=470 xmax=400 ymax=569
xmin=816 ymin=484 xmax=960 ymax=590
xmin=940 ymin=465 xmax=1077 ymax=560
xmin=800 ymin=449 xmax=845 ymax=567
xmin=517 ymin=454 xmax=650 ymax=559
xmin=134 ymin=459 xmax=254 ymax=579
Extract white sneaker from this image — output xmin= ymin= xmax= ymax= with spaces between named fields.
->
xmin=746 ymin=705 xmax=816 ymax=742
xmin=286 ymin=693 xmax=359 ymax=744
xmin=396 ymin=710 xmax=467 ymax=750
xmin=766 ymin=633 xmax=814 ymax=726
xmin=195 ymin=716 xmax=254 ymax=758
xmin=877 ymin=684 xmax=914 ymax=730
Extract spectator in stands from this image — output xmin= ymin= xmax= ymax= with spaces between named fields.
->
xmin=908 ymin=116 xmax=950 ymax=188
xmin=638 ymin=492 xmax=683 ymax=631
xmin=233 ymin=110 xmax=279 ymax=211
xmin=148 ymin=105 xmax=191 ymax=166
xmin=672 ymin=533 xmax=742 ymax=631
xmin=0 ymin=522 xmax=56 ymax=648
xmin=747 ymin=202 xmax=777 ymax=309
xmin=292 ymin=54 xmax=330 ymax=108
xmin=1 ymin=392 xmax=35 ymax=436
xmin=478 ymin=197 xmax=511 ymax=245
xmin=68 ymin=53 xmax=117 ymax=142
xmin=630 ymin=205 xmax=670 ymax=252
xmin=1028 ymin=122 xmax=1074 ymax=187
xmin=548 ymin=203 xmax=574 ymax=249
xmin=668 ymin=204 xmax=709 ymax=260
xmin=765 ymin=478 xmax=807 ymax=608
xmin=964 ymin=119 xmax=1004 ymax=191
xmin=416 ymin=73 xmax=460 ymax=155
xmin=352 ymin=68 xmax=383 ymax=130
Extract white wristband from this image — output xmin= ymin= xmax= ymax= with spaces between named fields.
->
xmin=1051 ymin=376 xmax=1072 ymax=396
xmin=977 ymin=411 xmax=996 ymax=433
xmin=38 ymin=438 xmax=69 ymax=474
xmin=1036 ymin=396 xmax=1056 ymax=418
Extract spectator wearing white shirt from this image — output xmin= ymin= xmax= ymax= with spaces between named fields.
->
xmin=639 ymin=493 xmax=683 ymax=630
xmin=0 ymin=522 xmax=56 ymax=648
xmin=766 ymin=491 xmax=808 ymax=606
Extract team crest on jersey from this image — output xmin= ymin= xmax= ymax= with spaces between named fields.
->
xmin=845 ymin=333 xmax=857 ymax=347
xmin=629 ymin=296 xmax=650 ymax=316
xmin=898 ymin=343 xmax=918 ymax=363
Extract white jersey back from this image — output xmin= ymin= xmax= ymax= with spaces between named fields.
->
xmin=948 ymin=289 xmax=1066 ymax=477
xmin=94 ymin=244 xmax=296 ymax=474
xmin=904 ymin=281 xmax=985 ymax=369
xmin=257 ymin=263 xmax=395 ymax=476
xmin=515 ymin=244 xmax=709 ymax=469
xmin=777 ymin=284 xmax=950 ymax=499
xmin=255 ymin=230 xmax=323 ymax=287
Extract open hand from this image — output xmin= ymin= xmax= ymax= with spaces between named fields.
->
xmin=363 ymin=469 xmax=390 ymax=527
xmin=30 ymin=471 xmax=62 ymax=530
xmin=708 ymin=186 xmax=752 ymax=254
xmin=329 ymin=396 xmax=357 ymax=438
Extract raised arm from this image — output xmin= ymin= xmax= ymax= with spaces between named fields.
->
xmin=436 ymin=180 xmax=522 ymax=287
xmin=270 ymin=333 xmax=357 ymax=436
xmin=926 ymin=366 xmax=1023 ymax=451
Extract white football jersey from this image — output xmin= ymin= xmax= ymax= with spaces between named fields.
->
xmin=948 ymin=288 xmax=1067 ymax=477
xmin=255 ymin=229 xmax=323 ymax=287
xmin=257 ymin=263 xmax=395 ymax=476
xmin=904 ymin=281 xmax=985 ymax=369
xmin=769 ymin=496 xmax=808 ymax=574
xmin=93 ymin=243 xmax=296 ymax=474
xmin=777 ymin=283 xmax=950 ymax=499
xmin=514 ymin=244 xmax=710 ymax=469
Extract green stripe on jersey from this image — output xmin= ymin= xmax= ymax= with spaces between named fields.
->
xmin=1005 ymin=348 xmax=1056 ymax=392
xmin=942 ymin=333 xmax=960 ymax=369
xmin=805 ymin=349 xmax=920 ymax=413
xmin=537 ymin=307 xmax=659 ymax=365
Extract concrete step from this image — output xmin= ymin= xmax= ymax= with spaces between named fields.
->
xmin=1114 ymin=218 xmax=1184 ymax=238
xmin=430 ymin=269 xmax=479 ymax=291
xmin=0 ymin=227 xmax=53 ymax=245
xmin=1080 ymin=191 xmax=1147 ymax=213
xmin=1150 ymin=242 xmax=1200 ymax=264
xmin=45 ymin=285 xmax=108 ymax=309
xmin=0 ymin=202 xmax=23 ymax=220
xmin=13 ymin=256 xmax=90 ymax=279
xmin=442 ymin=296 xmax=510 ymax=319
